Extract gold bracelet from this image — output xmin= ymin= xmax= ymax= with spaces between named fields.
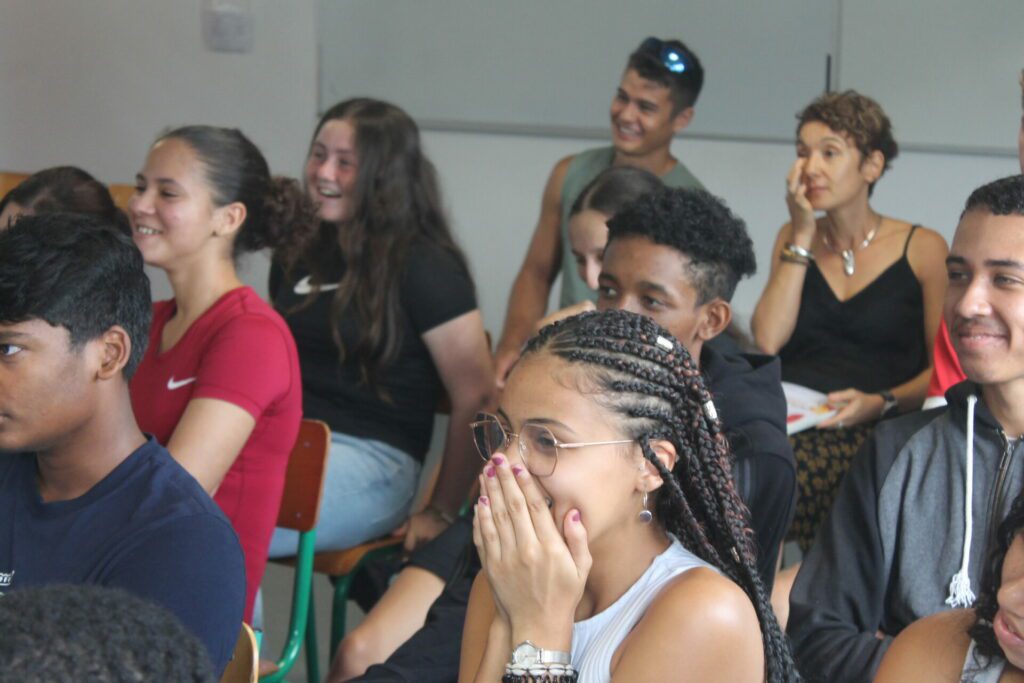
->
xmin=780 ymin=250 xmax=810 ymax=266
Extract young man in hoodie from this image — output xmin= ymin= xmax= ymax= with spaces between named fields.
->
xmin=787 ymin=173 xmax=1024 ymax=682
xmin=344 ymin=186 xmax=795 ymax=683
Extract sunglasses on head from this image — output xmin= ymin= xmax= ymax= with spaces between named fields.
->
xmin=639 ymin=37 xmax=690 ymax=75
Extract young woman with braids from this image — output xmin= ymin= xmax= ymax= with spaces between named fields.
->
xmin=460 ymin=309 xmax=797 ymax=683
xmin=127 ymin=126 xmax=309 ymax=621
xmin=876 ymin=488 xmax=1024 ymax=682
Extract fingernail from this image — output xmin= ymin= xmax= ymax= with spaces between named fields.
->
xmin=512 ymin=465 xmax=524 ymax=476
xmin=479 ymin=495 xmax=489 ymax=506
xmin=485 ymin=466 xmax=496 ymax=478
xmin=572 ymin=510 xmax=581 ymax=522
xmin=491 ymin=454 xmax=505 ymax=466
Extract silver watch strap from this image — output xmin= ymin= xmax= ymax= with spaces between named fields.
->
xmin=538 ymin=648 xmax=571 ymax=665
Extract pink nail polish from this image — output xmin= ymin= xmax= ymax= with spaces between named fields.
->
xmin=491 ymin=454 xmax=505 ymax=466
xmin=572 ymin=511 xmax=581 ymax=522
xmin=485 ymin=466 xmax=496 ymax=478
xmin=479 ymin=495 xmax=489 ymax=506
xmin=511 ymin=465 xmax=524 ymax=476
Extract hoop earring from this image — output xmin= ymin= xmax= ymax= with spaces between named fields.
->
xmin=638 ymin=489 xmax=653 ymax=524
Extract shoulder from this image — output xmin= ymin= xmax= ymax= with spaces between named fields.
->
xmin=876 ymin=609 xmax=972 ymax=681
xmin=616 ymin=568 xmax=763 ymax=677
xmin=903 ymin=224 xmax=949 ymax=276
xmin=207 ymin=289 xmax=294 ymax=348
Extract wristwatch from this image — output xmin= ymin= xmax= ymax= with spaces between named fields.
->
xmin=879 ymin=390 xmax=899 ymax=418
xmin=510 ymin=640 xmax=571 ymax=668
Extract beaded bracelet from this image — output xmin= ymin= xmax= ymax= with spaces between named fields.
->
xmin=501 ymin=671 xmax=578 ymax=683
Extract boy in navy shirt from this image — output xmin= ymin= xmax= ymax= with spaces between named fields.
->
xmin=0 ymin=213 xmax=245 ymax=674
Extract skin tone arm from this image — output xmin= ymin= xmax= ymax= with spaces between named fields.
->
xmin=874 ymin=609 xmax=974 ymax=682
xmin=493 ymin=156 xmax=573 ymax=388
xmin=165 ymin=398 xmax=257 ymax=495
xmin=751 ymin=158 xmax=816 ymax=355
xmin=404 ymin=310 xmax=497 ymax=552
xmin=460 ymin=456 xmax=763 ymax=682
xmin=817 ymin=226 xmax=948 ymax=427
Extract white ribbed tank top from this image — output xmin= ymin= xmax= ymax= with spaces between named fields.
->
xmin=571 ymin=538 xmax=718 ymax=683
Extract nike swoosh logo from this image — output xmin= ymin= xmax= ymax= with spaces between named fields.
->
xmin=167 ymin=376 xmax=197 ymax=391
xmin=294 ymin=275 xmax=340 ymax=295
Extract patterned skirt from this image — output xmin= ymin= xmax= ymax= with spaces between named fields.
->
xmin=789 ymin=422 xmax=874 ymax=552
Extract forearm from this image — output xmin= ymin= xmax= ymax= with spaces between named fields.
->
xmin=751 ymin=261 xmax=809 ymax=354
xmin=496 ymin=268 xmax=556 ymax=357
xmin=431 ymin=403 xmax=488 ymax=516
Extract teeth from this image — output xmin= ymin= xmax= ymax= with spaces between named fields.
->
xmin=136 ymin=226 xmax=161 ymax=235
xmin=318 ymin=188 xmax=341 ymax=198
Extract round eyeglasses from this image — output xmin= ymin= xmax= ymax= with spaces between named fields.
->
xmin=469 ymin=412 xmax=634 ymax=477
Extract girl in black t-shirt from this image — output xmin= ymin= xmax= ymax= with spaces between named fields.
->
xmin=267 ymin=102 xmax=495 ymax=667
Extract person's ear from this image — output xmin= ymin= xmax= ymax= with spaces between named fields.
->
xmin=672 ymin=106 xmax=695 ymax=133
xmin=639 ymin=439 xmax=678 ymax=493
xmin=95 ymin=325 xmax=133 ymax=381
xmin=695 ymin=298 xmax=732 ymax=342
xmin=212 ymin=201 xmax=246 ymax=239
xmin=860 ymin=149 xmax=885 ymax=185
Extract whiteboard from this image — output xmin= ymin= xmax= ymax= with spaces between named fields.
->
xmin=317 ymin=0 xmax=837 ymax=142
xmin=838 ymin=0 xmax=1022 ymax=154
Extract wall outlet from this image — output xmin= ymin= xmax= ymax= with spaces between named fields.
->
xmin=202 ymin=0 xmax=253 ymax=54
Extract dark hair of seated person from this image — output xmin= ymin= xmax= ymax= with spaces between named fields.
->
xmin=606 ymin=186 xmax=757 ymax=304
xmin=0 ymin=212 xmax=151 ymax=379
xmin=969 ymin=489 xmax=1024 ymax=659
xmin=0 ymin=165 xmax=130 ymax=234
xmin=0 ymin=583 xmax=215 ymax=683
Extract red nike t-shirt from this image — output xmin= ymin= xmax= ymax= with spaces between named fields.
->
xmin=130 ymin=286 xmax=302 ymax=622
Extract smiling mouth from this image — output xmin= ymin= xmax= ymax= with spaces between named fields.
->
xmin=316 ymin=187 xmax=342 ymax=199
xmin=134 ymin=226 xmax=161 ymax=236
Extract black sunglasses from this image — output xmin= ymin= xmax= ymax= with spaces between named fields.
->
xmin=639 ymin=37 xmax=690 ymax=75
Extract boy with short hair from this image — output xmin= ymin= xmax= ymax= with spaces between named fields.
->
xmin=0 ymin=214 xmax=245 ymax=675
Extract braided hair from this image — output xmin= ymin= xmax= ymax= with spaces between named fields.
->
xmin=523 ymin=309 xmax=799 ymax=682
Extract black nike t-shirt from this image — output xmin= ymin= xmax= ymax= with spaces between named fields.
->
xmin=271 ymin=238 xmax=476 ymax=461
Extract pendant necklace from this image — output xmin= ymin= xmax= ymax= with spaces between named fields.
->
xmin=822 ymin=215 xmax=881 ymax=276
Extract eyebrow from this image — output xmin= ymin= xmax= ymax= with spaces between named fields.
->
xmin=638 ymin=280 xmax=672 ymax=296
xmin=946 ymin=256 xmax=1024 ymax=270
xmin=0 ymin=331 xmax=31 ymax=342
xmin=135 ymin=173 xmax=182 ymax=187
xmin=496 ymin=408 xmax=578 ymax=436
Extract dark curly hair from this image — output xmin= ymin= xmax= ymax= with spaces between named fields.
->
xmin=962 ymin=174 xmax=1024 ymax=218
xmin=626 ymin=37 xmax=704 ymax=113
xmin=0 ymin=584 xmax=215 ymax=682
xmin=605 ymin=186 xmax=756 ymax=304
xmin=0 ymin=166 xmax=129 ymax=234
xmin=156 ymin=126 xmax=318 ymax=261
xmin=0 ymin=213 xmax=151 ymax=379
xmin=797 ymin=90 xmax=898 ymax=191
xmin=968 ymin=489 xmax=1024 ymax=662
xmin=523 ymin=309 xmax=799 ymax=682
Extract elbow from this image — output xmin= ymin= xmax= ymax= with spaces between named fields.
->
xmin=750 ymin=321 xmax=781 ymax=356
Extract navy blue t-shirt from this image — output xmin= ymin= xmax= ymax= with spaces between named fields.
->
xmin=0 ymin=438 xmax=246 ymax=674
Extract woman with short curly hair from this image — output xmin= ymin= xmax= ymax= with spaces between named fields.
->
xmin=751 ymin=91 xmax=949 ymax=550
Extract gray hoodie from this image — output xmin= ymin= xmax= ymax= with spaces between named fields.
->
xmin=787 ymin=381 xmax=1024 ymax=682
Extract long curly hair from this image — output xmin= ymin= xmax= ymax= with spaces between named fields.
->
xmin=522 ymin=309 xmax=799 ymax=682
xmin=281 ymin=98 xmax=471 ymax=392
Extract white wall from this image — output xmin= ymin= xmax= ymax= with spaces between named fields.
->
xmin=1 ymin=1 xmax=1017 ymax=328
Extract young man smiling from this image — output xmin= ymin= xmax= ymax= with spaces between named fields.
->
xmin=0 ymin=214 xmax=245 ymax=675
xmin=788 ymin=174 xmax=1024 ymax=682
xmin=493 ymin=37 xmax=705 ymax=386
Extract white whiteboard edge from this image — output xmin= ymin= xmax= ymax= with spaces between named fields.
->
xmin=376 ymin=117 xmax=1019 ymax=160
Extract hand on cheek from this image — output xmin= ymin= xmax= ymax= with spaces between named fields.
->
xmin=472 ymin=452 xmax=592 ymax=638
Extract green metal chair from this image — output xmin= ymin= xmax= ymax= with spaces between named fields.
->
xmin=260 ymin=419 xmax=330 ymax=683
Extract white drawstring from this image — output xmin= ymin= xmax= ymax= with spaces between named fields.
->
xmin=946 ymin=394 xmax=978 ymax=608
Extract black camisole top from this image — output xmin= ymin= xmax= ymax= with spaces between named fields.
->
xmin=779 ymin=225 xmax=927 ymax=394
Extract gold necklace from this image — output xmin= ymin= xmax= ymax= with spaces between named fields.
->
xmin=822 ymin=215 xmax=882 ymax=276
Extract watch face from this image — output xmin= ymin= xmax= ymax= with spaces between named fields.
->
xmin=511 ymin=641 xmax=540 ymax=666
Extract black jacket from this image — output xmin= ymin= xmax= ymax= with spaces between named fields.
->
xmin=703 ymin=345 xmax=797 ymax=586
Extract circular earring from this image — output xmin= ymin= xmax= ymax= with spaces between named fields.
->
xmin=638 ymin=489 xmax=653 ymax=524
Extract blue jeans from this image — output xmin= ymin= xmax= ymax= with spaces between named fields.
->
xmin=267 ymin=431 xmax=421 ymax=557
